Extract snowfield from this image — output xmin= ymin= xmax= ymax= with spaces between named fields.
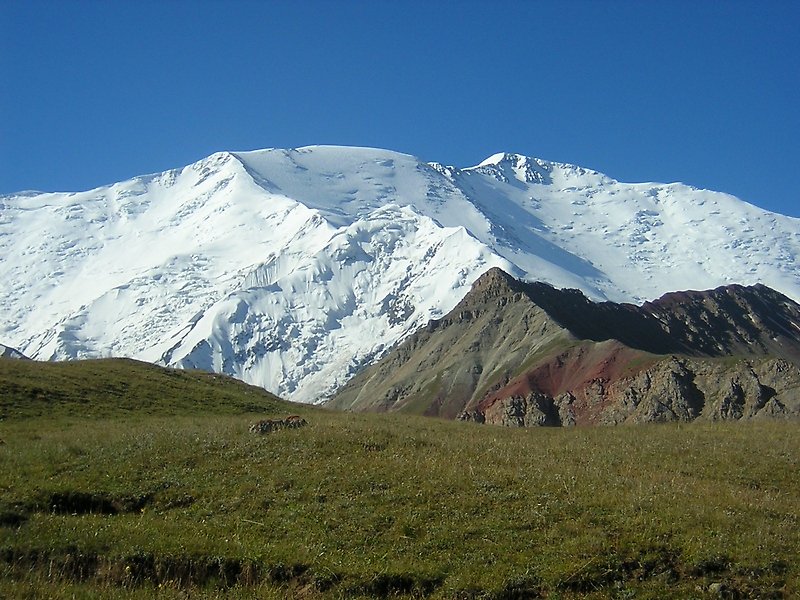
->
xmin=1 ymin=146 xmax=798 ymax=402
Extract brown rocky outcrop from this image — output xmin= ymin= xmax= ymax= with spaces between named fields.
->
xmin=466 ymin=355 xmax=800 ymax=426
xmin=328 ymin=268 xmax=800 ymax=426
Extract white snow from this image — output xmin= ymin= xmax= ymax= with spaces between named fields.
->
xmin=1 ymin=145 xmax=798 ymax=402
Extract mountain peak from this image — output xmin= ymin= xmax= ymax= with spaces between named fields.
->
xmin=477 ymin=152 xmax=527 ymax=167
xmin=470 ymin=152 xmax=551 ymax=184
xmin=472 ymin=265 xmax=516 ymax=285
xmin=469 ymin=267 xmax=527 ymax=297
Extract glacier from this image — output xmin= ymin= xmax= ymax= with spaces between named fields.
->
xmin=1 ymin=145 xmax=798 ymax=402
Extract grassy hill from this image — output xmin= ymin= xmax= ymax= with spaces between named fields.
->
xmin=1 ymin=357 xmax=798 ymax=598
xmin=0 ymin=357 xmax=288 ymax=421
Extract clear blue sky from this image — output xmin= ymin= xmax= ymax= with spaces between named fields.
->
xmin=2 ymin=0 xmax=799 ymax=217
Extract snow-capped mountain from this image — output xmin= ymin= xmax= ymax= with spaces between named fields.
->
xmin=1 ymin=146 xmax=798 ymax=402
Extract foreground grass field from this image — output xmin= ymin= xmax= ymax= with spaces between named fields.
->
xmin=1 ymin=359 xmax=798 ymax=598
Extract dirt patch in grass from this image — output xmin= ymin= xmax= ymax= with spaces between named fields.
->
xmin=0 ymin=511 xmax=27 ymax=528
xmin=1 ymin=548 xmax=316 ymax=590
xmin=42 ymin=491 xmax=154 ymax=516
xmin=344 ymin=572 xmax=444 ymax=597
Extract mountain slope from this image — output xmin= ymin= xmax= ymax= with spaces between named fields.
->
xmin=329 ymin=268 xmax=800 ymax=424
xmin=0 ymin=356 xmax=289 ymax=420
xmin=2 ymin=146 xmax=799 ymax=401
xmin=0 ymin=343 xmax=28 ymax=360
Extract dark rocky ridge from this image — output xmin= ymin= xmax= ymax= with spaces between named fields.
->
xmin=0 ymin=343 xmax=28 ymax=360
xmin=474 ymin=268 xmax=800 ymax=360
xmin=328 ymin=268 xmax=800 ymax=425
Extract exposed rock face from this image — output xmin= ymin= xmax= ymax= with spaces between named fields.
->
xmin=329 ymin=268 xmax=800 ymax=426
xmin=249 ymin=415 xmax=308 ymax=434
xmin=467 ymin=356 xmax=800 ymax=426
xmin=0 ymin=344 xmax=28 ymax=360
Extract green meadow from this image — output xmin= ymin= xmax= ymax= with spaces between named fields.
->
xmin=1 ymin=358 xmax=797 ymax=598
